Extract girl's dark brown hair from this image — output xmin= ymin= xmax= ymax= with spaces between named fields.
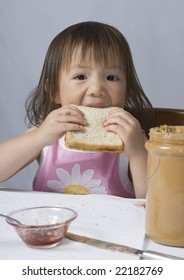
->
xmin=26 ymin=21 xmax=154 ymax=135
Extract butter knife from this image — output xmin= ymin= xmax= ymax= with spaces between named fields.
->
xmin=65 ymin=232 xmax=183 ymax=260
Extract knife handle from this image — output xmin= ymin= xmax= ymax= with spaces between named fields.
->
xmin=140 ymin=250 xmax=183 ymax=260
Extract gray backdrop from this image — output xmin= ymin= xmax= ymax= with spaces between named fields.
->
xmin=0 ymin=0 xmax=184 ymax=190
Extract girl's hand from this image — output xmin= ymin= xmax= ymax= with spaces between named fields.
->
xmin=103 ymin=108 xmax=146 ymax=159
xmin=34 ymin=105 xmax=87 ymax=147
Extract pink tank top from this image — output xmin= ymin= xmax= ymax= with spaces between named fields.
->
xmin=33 ymin=137 xmax=135 ymax=198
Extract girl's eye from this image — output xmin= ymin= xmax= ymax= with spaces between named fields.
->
xmin=107 ymin=75 xmax=119 ymax=81
xmin=74 ymin=74 xmax=87 ymax=80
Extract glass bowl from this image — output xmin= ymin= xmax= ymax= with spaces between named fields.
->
xmin=6 ymin=206 xmax=77 ymax=248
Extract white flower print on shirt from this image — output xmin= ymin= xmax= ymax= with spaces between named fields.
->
xmin=47 ymin=163 xmax=107 ymax=195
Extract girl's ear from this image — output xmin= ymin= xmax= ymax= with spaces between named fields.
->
xmin=44 ymin=79 xmax=61 ymax=104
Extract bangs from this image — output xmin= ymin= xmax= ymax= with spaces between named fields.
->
xmin=69 ymin=43 xmax=124 ymax=69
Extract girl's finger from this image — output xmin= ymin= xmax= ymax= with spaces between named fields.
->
xmin=57 ymin=115 xmax=87 ymax=125
xmin=105 ymin=113 xmax=139 ymax=129
xmin=104 ymin=116 xmax=130 ymax=128
xmin=60 ymin=123 xmax=86 ymax=132
xmin=107 ymin=109 xmax=136 ymax=123
xmin=59 ymin=105 xmax=84 ymax=116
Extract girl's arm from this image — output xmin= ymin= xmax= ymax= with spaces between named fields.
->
xmin=0 ymin=105 xmax=87 ymax=182
xmin=104 ymin=108 xmax=148 ymax=198
xmin=127 ymin=135 xmax=147 ymax=198
xmin=0 ymin=129 xmax=43 ymax=182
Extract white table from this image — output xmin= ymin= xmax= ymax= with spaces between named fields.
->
xmin=0 ymin=190 xmax=183 ymax=260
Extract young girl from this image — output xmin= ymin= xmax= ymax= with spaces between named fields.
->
xmin=0 ymin=21 xmax=154 ymax=198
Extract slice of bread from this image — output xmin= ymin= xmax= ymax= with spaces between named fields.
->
xmin=65 ymin=106 xmax=124 ymax=153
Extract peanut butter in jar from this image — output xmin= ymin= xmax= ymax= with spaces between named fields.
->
xmin=145 ymin=125 xmax=184 ymax=247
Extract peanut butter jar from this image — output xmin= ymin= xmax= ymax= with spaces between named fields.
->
xmin=145 ymin=125 xmax=184 ymax=247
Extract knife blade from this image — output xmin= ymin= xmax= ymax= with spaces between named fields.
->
xmin=65 ymin=232 xmax=183 ymax=260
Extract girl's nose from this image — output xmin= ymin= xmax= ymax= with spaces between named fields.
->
xmin=88 ymin=80 xmax=106 ymax=97
xmin=89 ymin=90 xmax=104 ymax=97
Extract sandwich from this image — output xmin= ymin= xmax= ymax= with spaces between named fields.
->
xmin=65 ymin=106 xmax=124 ymax=153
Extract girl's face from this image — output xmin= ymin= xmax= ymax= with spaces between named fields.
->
xmin=55 ymin=50 xmax=127 ymax=108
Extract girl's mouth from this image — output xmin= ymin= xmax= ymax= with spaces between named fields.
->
xmin=82 ymin=102 xmax=109 ymax=108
